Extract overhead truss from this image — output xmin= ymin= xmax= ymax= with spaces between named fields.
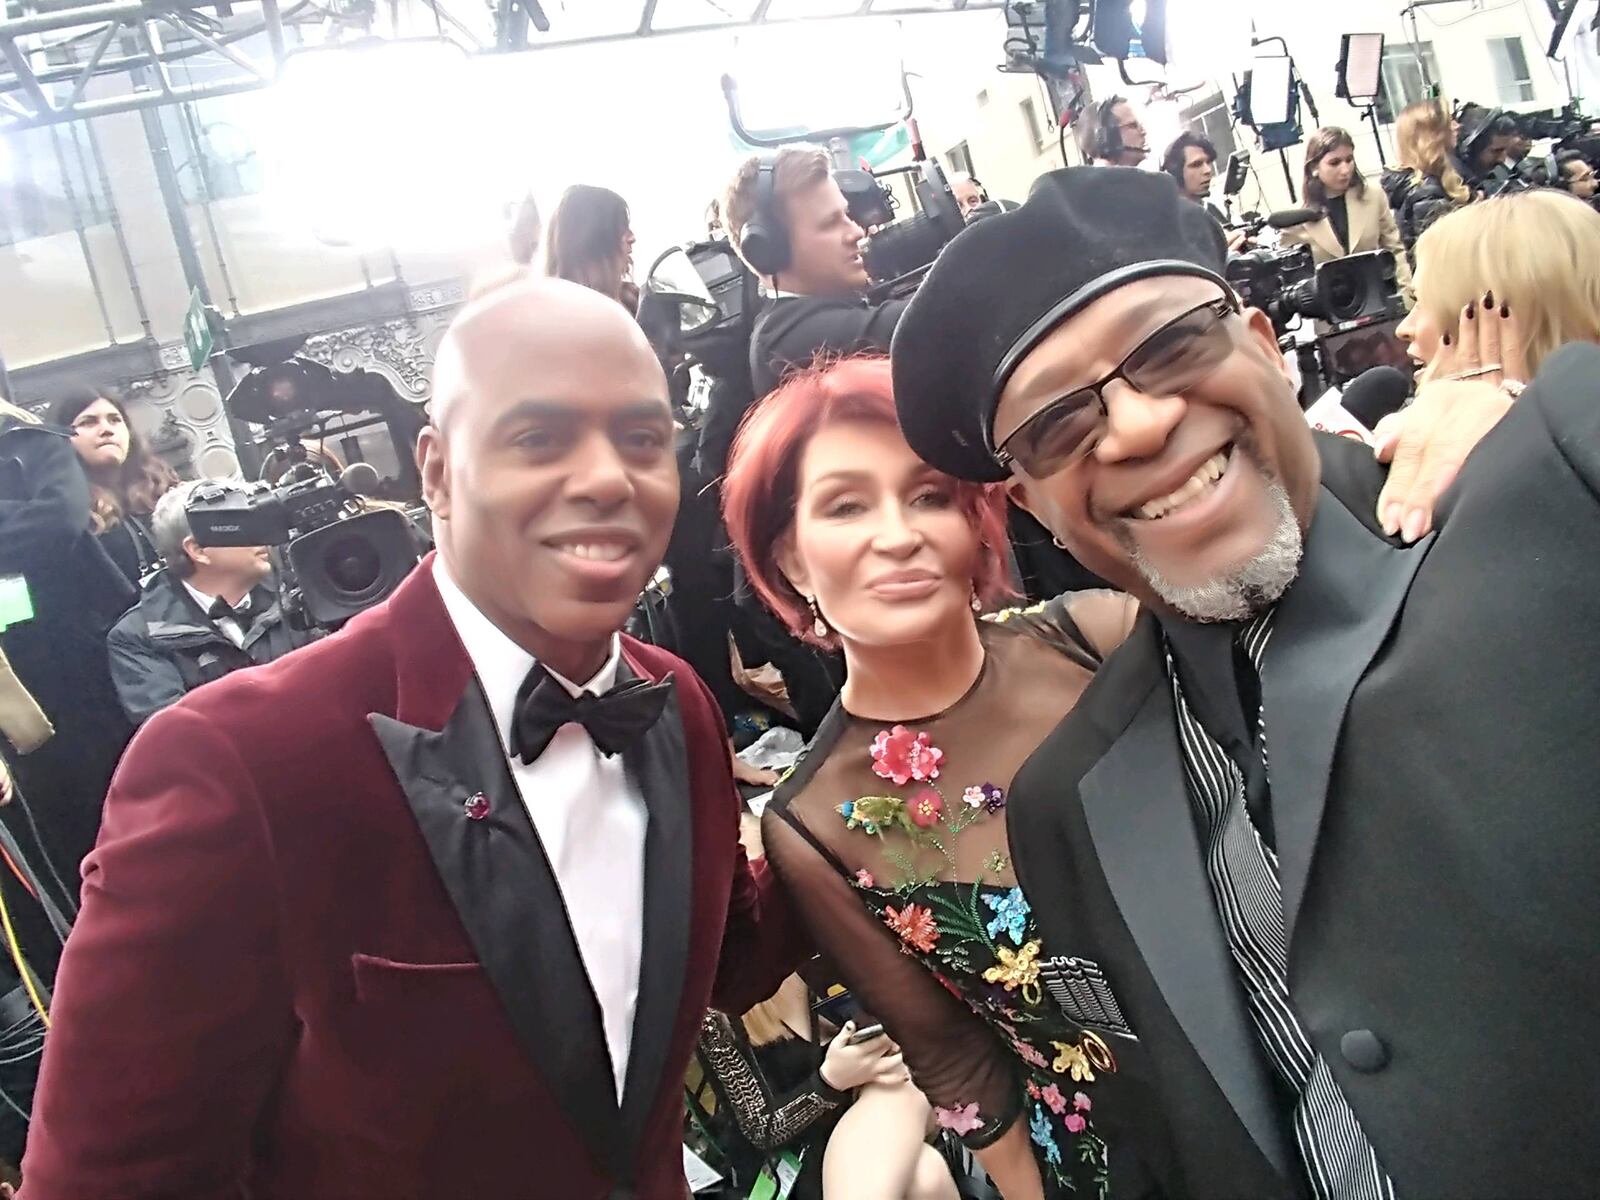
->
xmin=0 ymin=0 xmax=998 ymax=131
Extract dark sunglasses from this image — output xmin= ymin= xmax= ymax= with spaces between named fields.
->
xmin=995 ymin=294 xmax=1241 ymax=479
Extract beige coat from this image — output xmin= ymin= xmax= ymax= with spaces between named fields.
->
xmin=1279 ymin=181 xmax=1414 ymax=303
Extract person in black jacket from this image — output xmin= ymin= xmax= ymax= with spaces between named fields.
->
xmin=723 ymin=146 xmax=910 ymax=399
xmin=1381 ymin=98 xmax=1473 ymax=263
xmin=893 ymin=165 xmax=1599 ymax=1200
xmin=107 ymin=481 xmax=316 ymax=726
xmin=0 ymin=398 xmax=138 ymax=899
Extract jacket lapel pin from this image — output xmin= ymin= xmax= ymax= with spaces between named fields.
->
xmin=463 ymin=792 xmax=490 ymax=821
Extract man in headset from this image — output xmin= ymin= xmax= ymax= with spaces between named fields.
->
xmin=1085 ymin=94 xmax=1150 ymax=168
xmin=724 ymin=146 xmax=912 ymax=399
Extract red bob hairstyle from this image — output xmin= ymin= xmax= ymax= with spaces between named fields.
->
xmin=721 ymin=355 xmax=1014 ymax=648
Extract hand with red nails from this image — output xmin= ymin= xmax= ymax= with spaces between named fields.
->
xmin=1373 ymin=293 xmax=1528 ymax=542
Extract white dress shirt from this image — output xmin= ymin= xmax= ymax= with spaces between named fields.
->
xmin=183 ymin=580 xmax=249 ymax=649
xmin=432 ymin=556 xmax=648 ymax=1101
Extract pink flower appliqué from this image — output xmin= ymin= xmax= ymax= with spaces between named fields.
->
xmin=1064 ymin=1113 xmax=1088 ymax=1134
xmin=884 ymin=904 xmax=940 ymax=953
xmin=909 ymin=788 xmax=944 ymax=828
xmin=869 ymin=725 xmax=943 ymax=785
xmin=1014 ymin=1040 xmax=1050 ymax=1071
xmin=1073 ymin=1091 xmax=1092 ymax=1113
xmin=1041 ymin=1084 xmax=1068 ymax=1115
xmin=962 ymin=785 xmax=986 ymax=809
xmin=854 ymin=869 xmax=875 ymax=888
xmin=933 ymin=1103 xmax=984 ymax=1135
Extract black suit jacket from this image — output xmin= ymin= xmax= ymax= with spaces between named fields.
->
xmin=1010 ymin=348 xmax=1600 ymax=1200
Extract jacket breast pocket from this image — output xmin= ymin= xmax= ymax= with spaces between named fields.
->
xmin=351 ymin=952 xmax=487 ymax=1005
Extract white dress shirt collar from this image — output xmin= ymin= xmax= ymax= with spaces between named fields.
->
xmin=431 ymin=555 xmax=622 ymax=743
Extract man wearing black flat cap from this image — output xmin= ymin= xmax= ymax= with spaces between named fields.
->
xmin=891 ymin=166 xmax=1600 ymax=1200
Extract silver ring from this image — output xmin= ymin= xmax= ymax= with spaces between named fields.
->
xmin=1443 ymin=364 xmax=1503 ymax=381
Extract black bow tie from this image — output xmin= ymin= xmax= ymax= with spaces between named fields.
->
xmin=509 ymin=664 xmax=673 ymax=765
xmin=207 ymin=596 xmax=252 ymax=623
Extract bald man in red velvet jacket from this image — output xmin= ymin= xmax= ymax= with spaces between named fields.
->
xmin=21 ymin=279 xmax=801 ymax=1200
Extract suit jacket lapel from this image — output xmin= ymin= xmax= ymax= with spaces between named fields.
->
xmin=1262 ymin=490 xmax=1430 ymax=943
xmin=1308 ymin=218 xmax=1342 ymax=262
xmin=1079 ymin=623 xmax=1295 ymax=1179
xmin=1346 ymin=188 xmax=1372 ymax=252
xmin=368 ymin=681 xmax=625 ymax=1180
xmin=614 ymin=652 xmax=692 ymax=1166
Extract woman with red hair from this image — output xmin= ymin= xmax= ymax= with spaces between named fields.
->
xmin=723 ymin=356 xmax=1138 ymax=1199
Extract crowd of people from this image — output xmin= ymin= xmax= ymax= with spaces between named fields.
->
xmin=0 ymin=70 xmax=1598 ymax=1200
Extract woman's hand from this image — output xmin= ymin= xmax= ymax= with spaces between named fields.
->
xmin=819 ymin=1021 xmax=909 ymax=1091
xmin=1375 ymin=293 xmax=1527 ymax=542
xmin=1418 ymin=290 xmax=1528 ymax=388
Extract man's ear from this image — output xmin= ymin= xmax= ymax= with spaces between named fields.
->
xmin=774 ymin=532 xmax=809 ymax=598
xmin=183 ymin=536 xmax=208 ymax=570
xmin=1242 ymin=306 xmax=1296 ymax=388
xmin=1003 ymin=475 xmax=1044 ymax=526
xmin=417 ymin=425 xmax=451 ymax=522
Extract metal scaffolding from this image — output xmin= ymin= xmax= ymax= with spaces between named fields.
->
xmin=0 ymin=0 xmax=996 ymax=130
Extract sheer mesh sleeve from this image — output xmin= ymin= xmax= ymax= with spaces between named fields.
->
xmin=698 ymin=1010 xmax=847 ymax=1151
xmin=762 ymin=812 xmax=1025 ymax=1147
xmin=985 ymin=590 xmax=1138 ymax=667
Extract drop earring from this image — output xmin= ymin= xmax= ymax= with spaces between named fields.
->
xmin=806 ymin=595 xmax=830 ymax=639
xmin=970 ymin=586 xmax=983 ymax=613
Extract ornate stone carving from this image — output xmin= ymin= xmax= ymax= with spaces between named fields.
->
xmin=302 ymin=318 xmax=433 ymax=401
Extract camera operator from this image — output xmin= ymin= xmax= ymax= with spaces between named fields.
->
xmin=1082 ymin=94 xmax=1150 ymax=167
xmin=1458 ymin=105 xmax=1520 ymax=193
xmin=1160 ymin=131 xmax=1251 ymax=251
xmin=1280 ymin=126 xmax=1413 ymax=300
xmin=1556 ymin=150 xmax=1598 ymax=204
xmin=106 ymin=480 xmax=315 ymax=726
xmin=726 ymin=147 xmax=911 ymax=398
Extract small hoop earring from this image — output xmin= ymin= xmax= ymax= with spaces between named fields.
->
xmin=1051 ymin=535 xmax=1069 ymax=550
xmin=806 ymin=595 xmax=830 ymax=639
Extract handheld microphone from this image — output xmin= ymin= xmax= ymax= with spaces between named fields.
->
xmin=1266 ymin=207 xmax=1323 ymax=229
xmin=1340 ymin=365 xmax=1413 ymax=431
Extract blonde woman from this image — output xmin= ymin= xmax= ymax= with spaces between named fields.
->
xmin=1280 ymin=126 xmax=1413 ymax=299
xmin=1396 ymin=190 xmax=1600 ymax=383
xmin=1382 ymin=99 xmax=1473 ymax=260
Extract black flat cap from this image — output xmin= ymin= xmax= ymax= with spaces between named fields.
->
xmin=891 ymin=166 xmax=1229 ymax=482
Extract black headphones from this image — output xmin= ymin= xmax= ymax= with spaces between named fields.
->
xmin=1093 ymin=97 xmax=1125 ymax=163
xmin=737 ymin=156 xmax=791 ymax=277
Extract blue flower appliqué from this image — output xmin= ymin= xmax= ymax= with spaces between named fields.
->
xmin=983 ymin=886 xmax=1032 ymax=946
xmin=1029 ymin=1104 xmax=1063 ymax=1167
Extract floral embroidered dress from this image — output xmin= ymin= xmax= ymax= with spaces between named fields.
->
xmin=762 ymin=595 xmax=1137 ymax=1198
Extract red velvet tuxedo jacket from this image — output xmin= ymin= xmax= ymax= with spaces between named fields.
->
xmin=22 ymin=558 xmax=799 ymax=1199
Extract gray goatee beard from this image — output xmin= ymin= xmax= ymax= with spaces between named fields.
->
xmin=1116 ymin=448 xmax=1303 ymax=624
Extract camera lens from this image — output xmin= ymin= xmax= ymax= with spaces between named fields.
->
xmin=321 ymin=535 xmax=384 ymax=598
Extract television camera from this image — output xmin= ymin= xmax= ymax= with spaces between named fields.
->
xmin=1226 ymin=238 xmax=1409 ymax=399
xmin=184 ymin=353 xmax=422 ymax=630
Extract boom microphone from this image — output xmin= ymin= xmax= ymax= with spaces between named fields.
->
xmin=1266 ymin=207 xmax=1323 ymax=229
xmin=1341 ymin=365 xmax=1412 ymax=430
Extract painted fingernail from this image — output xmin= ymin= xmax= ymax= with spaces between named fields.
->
xmin=1442 ymin=332 xmax=1453 ymax=346
xmin=1484 ymin=290 xmax=1495 ymax=308
xmin=1466 ymin=302 xmax=1476 ymax=320
xmin=1382 ymin=501 xmax=1402 ymax=536
xmin=1401 ymin=508 xmax=1426 ymax=544
xmin=1500 ymin=304 xmax=1510 ymax=319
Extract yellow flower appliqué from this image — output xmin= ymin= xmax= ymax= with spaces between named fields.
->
xmin=983 ymin=939 xmax=1043 ymax=1006
xmin=1051 ymin=1040 xmax=1096 ymax=1082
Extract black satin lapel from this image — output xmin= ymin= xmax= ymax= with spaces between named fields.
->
xmin=616 ymin=673 xmax=693 ymax=1172
xmin=367 ymin=684 xmax=624 ymax=1177
xmin=1262 ymin=492 xmax=1431 ymax=943
xmin=1080 ymin=686 xmax=1295 ymax=1179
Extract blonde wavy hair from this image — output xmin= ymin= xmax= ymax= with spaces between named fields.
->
xmin=1414 ymin=190 xmax=1600 ymax=374
xmin=1395 ymin=99 xmax=1469 ymax=205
